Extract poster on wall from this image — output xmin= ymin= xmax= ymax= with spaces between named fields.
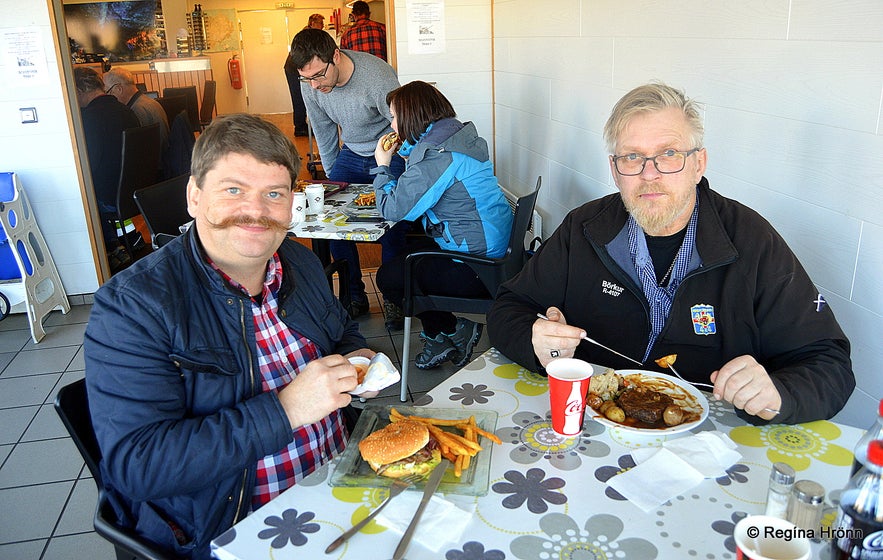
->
xmin=1 ymin=27 xmax=50 ymax=86
xmin=406 ymin=0 xmax=446 ymax=54
xmin=204 ymin=9 xmax=238 ymax=52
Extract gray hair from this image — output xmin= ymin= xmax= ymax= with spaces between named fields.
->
xmin=103 ymin=67 xmax=135 ymax=89
xmin=191 ymin=114 xmax=301 ymax=188
xmin=603 ymin=82 xmax=704 ymax=154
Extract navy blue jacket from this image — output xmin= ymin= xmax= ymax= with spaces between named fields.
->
xmin=84 ymin=228 xmax=365 ymax=559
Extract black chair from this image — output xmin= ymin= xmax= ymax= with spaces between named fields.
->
xmin=199 ymin=80 xmax=217 ymax=130
xmin=134 ymin=174 xmax=191 ymax=249
xmin=54 ymin=379 xmax=173 ymax=560
xmin=162 ymin=86 xmax=200 ymax=134
xmin=397 ymin=177 xmax=542 ymax=401
xmin=115 ymin=123 xmax=161 ymax=260
xmin=156 ymin=95 xmax=188 ymax=127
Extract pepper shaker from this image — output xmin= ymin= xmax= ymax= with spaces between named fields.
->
xmin=764 ymin=462 xmax=796 ymax=519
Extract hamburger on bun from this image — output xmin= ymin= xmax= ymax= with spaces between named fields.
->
xmin=381 ymin=132 xmax=400 ymax=151
xmin=358 ymin=420 xmax=441 ymax=478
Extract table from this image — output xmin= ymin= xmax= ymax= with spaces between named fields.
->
xmin=289 ymin=183 xmax=395 ymax=265
xmin=211 ymin=349 xmax=862 ymax=560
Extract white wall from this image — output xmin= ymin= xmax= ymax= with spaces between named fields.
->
xmin=489 ymin=0 xmax=882 ymax=428
xmin=0 ymin=1 xmax=99 ymax=297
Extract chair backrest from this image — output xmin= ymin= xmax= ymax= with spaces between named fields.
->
xmin=134 ymin=173 xmax=191 ymax=247
xmin=162 ymin=86 xmax=200 ymax=133
xmin=156 ymin=95 xmax=188 ymax=125
xmin=54 ymin=379 xmax=103 ymax=482
xmin=494 ymin=176 xmax=542 ymax=286
xmin=199 ymin=80 xmax=217 ymax=127
xmin=164 ymin=111 xmax=195 ymax=179
xmin=116 ymin=123 xmax=162 ymax=223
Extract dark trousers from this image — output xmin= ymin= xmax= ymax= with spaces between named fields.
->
xmin=284 ymin=66 xmax=308 ymax=134
xmin=375 ymin=236 xmax=490 ymax=337
xmin=328 ymin=146 xmax=407 ymax=302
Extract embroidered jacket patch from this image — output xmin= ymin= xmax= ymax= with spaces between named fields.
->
xmin=691 ymin=304 xmax=716 ymax=335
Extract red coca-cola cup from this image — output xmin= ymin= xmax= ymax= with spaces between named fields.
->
xmin=546 ymin=358 xmax=596 ymax=437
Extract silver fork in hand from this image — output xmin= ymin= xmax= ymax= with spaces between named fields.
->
xmin=324 ymin=473 xmax=424 ymax=554
xmin=666 ymin=364 xmax=780 ymax=415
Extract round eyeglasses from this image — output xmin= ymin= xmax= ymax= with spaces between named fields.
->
xmin=611 ymin=148 xmax=701 ymax=176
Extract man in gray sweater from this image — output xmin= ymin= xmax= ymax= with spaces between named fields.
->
xmin=288 ymin=28 xmax=407 ymax=323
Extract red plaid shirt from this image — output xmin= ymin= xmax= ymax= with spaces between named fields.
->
xmin=209 ymin=254 xmax=347 ymax=510
xmin=340 ymin=18 xmax=387 ymax=61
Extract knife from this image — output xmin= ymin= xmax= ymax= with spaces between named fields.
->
xmin=391 ymin=459 xmax=449 ymax=560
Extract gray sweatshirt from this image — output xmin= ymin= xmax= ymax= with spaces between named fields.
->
xmin=301 ymin=49 xmax=400 ymax=173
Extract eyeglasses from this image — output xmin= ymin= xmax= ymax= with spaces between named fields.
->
xmin=104 ymin=83 xmax=118 ymax=94
xmin=611 ymin=148 xmax=701 ymax=176
xmin=298 ymin=62 xmax=332 ymax=83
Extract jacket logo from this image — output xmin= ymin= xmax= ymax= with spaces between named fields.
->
xmin=691 ymin=304 xmax=716 ymax=336
xmin=602 ymin=280 xmax=624 ymax=297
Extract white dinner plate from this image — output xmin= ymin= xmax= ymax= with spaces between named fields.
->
xmin=587 ymin=369 xmax=709 ymax=434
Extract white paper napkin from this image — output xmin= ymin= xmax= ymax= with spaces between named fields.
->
xmin=376 ymin=492 xmax=474 ymax=553
xmin=609 ymin=432 xmax=742 ymax=512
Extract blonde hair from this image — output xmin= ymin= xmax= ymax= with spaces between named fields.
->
xmin=603 ymin=82 xmax=704 ymax=154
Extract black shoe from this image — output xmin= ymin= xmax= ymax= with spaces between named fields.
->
xmin=446 ymin=317 xmax=483 ymax=367
xmin=383 ymin=301 xmax=404 ymax=330
xmin=294 ymin=129 xmax=308 ymax=137
xmin=347 ymin=299 xmax=370 ymax=319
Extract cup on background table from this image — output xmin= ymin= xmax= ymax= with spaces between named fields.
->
xmin=291 ymin=192 xmax=307 ymax=224
xmin=733 ymin=515 xmax=810 ymax=560
xmin=305 ymin=185 xmax=324 ymax=216
xmin=546 ymin=358 xmax=595 ymax=436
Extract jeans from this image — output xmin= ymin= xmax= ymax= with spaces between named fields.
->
xmin=328 ymin=146 xmax=407 ymax=302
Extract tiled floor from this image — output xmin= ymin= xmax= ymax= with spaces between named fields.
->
xmin=0 ymin=270 xmax=490 ymax=559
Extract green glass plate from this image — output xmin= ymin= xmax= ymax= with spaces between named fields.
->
xmin=329 ymin=404 xmax=498 ymax=496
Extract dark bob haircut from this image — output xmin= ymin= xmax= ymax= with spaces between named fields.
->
xmin=386 ymin=81 xmax=456 ymax=145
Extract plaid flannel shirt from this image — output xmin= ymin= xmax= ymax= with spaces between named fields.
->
xmin=341 ymin=19 xmax=387 ymax=61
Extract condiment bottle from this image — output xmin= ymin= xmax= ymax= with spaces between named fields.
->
xmin=851 ymin=399 xmax=883 ymax=477
xmin=829 ymin=439 xmax=883 ymax=559
xmin=786 ymin=479 xmax=825 ymax=533
xmin=764 ymin=462 xmax=796 ymax=519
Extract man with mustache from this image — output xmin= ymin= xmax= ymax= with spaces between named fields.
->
xmin=84 ymin=114 xmax=374 ymax=559
xmin=487 ymin=82 xmax=854 ymax=425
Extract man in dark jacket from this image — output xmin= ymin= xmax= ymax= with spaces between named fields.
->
xmin=85 ymin=114 xmax=373 ymax=559
xmin=75 ymin=66 xmax=141 ymax=269
xmin=487 ymin=82 xmax=854 ymax=426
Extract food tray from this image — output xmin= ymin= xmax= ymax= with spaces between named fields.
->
xmin=341 ymin=199 xmax=384 ymax=222
xmin=330 ymin=405 xmax=498 ymax=496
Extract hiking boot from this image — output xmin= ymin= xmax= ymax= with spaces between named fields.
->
xmin=383 ymin=300 xmax=404 ymax=331
xmin=346 ymin=298 xmax=370 ymax=319
xmin=446 ymin=317 xmax=483 ymax=367
xmin=415 ymin=332 xmax=461 ymax=370
xmin=107 ymin=246 xmax=132 ymax=273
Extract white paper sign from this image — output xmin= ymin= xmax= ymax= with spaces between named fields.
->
xmin=406 ymin=0 xmax=446 ymax=54
xmin=1 ymin=27 xmax=50 ymax=86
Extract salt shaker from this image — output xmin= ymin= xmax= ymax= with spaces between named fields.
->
xmin=764 ymin=462 xmax=796 ymax=519
xmin=786 ymin=479 xmax=825 ymax=534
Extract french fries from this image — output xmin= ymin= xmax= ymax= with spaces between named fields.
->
xmin=389 ymin=408 xmax=501 ymax=477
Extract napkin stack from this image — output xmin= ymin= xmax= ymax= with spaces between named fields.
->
xmin=376 ymin=492 xmax=474 ymax=553
xmin=608 ymin=432 xmax=742 ymax=512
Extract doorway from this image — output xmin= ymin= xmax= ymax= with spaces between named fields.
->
xmin=237 ymin=10 xmax=292 ymax=114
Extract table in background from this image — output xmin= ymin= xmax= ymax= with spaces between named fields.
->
xmin=211 ymin=349 xmax=862 ymax=560
xmin=289 ymin=183 xmax=395 ymax=265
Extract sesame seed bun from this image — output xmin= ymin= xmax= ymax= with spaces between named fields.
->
xmin=358 ymin=420 xmax=428 ymax=466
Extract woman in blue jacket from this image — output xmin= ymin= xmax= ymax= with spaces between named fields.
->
xmin=372 ymin=81 xmax=513 ymax=369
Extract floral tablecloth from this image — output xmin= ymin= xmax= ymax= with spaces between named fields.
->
xmin=211 ymin=349 xmax=862 ymax=560
xmin=289 ymin=183 xmax=394 ymax=242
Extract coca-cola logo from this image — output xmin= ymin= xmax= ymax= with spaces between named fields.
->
xmin=564 ymin=399 xmax=583 ymax=415
xmin=864 ymin=530 xmax=883 ymax=551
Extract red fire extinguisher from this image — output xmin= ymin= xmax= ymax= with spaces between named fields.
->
xmin=228 ymin=55 xmax=242 ymax=90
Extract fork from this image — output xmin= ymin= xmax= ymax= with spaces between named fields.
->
xmin=324 ymin=473 xmax=424 ymax=554
xmin=666 ymin=364 xmax=780 ymax=415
